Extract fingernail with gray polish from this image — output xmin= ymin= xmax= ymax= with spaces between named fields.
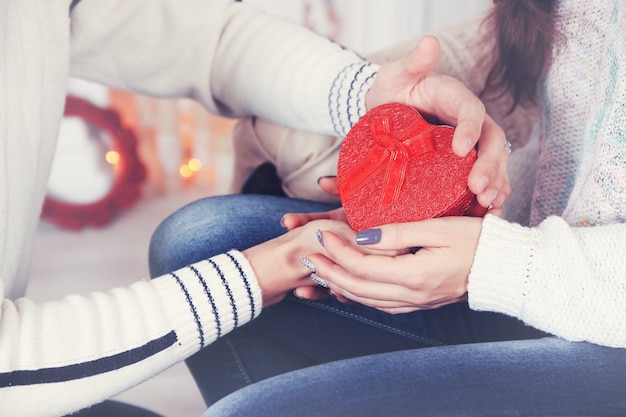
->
xmin=355 ymin=228 xmax=382 ymax=245
xmin=316 ymin=229 xmax=324 ymax=247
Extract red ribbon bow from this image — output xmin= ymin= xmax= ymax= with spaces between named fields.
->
xmin=340 ymin=114 xmax=436 ymax=206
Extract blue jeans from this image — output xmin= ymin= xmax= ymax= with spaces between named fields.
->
xmin=149 ymin=194 xmax=626 ymax=417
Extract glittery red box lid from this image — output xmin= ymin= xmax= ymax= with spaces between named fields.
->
xmin=337 ymin=103 xmax=485 ymax=232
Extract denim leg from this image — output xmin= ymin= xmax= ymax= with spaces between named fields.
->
xmin=148 ymin=194 xmax=339 ymax=403
xmin=187 ymin=294 xmax=546 ymax=405
xmin=148 ymin=194 xmax=545 ymax=406
xmin=148 ymin=194 xmax=337 ymax=276
xmin=202 ymin=337 xmax=626 ymax=417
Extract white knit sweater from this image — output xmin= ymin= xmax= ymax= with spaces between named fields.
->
xmin=0 ymin=0 xmax=376 ymax=415
xmin=469 ymin=0 xmax=626 ymax=348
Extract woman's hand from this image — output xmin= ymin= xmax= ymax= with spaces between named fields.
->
xmin=368 ymin=35 xmax=510 ymax=209
xmin=242 ymin=219 xmax=355 ymax=307
xmin=305 ymin=216 xmax=484 ymax=314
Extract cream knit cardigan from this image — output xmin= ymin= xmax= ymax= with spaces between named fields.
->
xmin=0 ymin=0 xmax=376 ymax=415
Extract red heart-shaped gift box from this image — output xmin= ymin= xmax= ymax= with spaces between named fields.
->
xmin=337 ymin=103 xmax=485 ymax=232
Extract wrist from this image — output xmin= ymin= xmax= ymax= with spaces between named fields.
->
xmin=243 ymin=232 xmax=310 ymax=306
xmin=329 ymin=62 xmax=378 ymax=137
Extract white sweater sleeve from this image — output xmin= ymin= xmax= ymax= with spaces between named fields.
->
xmin=68 ymin=0 xmax=376 ymax=136
xmin=0 ymin=250 xmax=261 ymax=417
xmin=468 ymin=215 xmax=626 ymax=348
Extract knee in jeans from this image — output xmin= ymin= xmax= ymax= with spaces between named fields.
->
xmin=148 ymin=197 xmax=225 ymax=277
xmin=148 ymin=195 xmax=262 ymax=278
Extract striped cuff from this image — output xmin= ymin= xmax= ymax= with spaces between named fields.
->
xmin=328 ymin=62 xmax=379 ymax=137
xmin=153 ymin=250 xmax=262 ymax=356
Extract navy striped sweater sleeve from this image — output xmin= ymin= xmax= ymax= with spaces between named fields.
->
xmin=0 ymin=250 xmax=262 ymax=417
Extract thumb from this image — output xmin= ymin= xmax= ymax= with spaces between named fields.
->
xmin=365 ymin=34 xmax=441 ymax=111
xmin=317 ymin=176 xmax=339 ymax=196
xmin=403 ymin=35 xmax=440 ymax=78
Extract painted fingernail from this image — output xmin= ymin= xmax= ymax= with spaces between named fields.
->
xmin=316 ymin=229 xmax=325 ymax=247
xmin=300 ymin=257 xmax=315 ymax=272
xmin=355 ymin=228 xmax=381 ymax=245
xmin=309 ymin=273 xmax=329 ymax=288
xmin=280 ymin=216 xmax=287 ymax=228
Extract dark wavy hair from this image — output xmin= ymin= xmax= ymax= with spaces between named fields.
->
xmin=481 ymin=0 xmax=559 ymax=112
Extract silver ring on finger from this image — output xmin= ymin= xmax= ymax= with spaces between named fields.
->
xmin=504 ymin=140 xmax=512 ymax=155
xmin=309 ymin=273 xmax=329 ymax=288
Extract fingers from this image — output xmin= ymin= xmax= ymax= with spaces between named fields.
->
xmin=317 ymin=176 xmax=339 ymax=196
xmin=365 ymin=35 xmax=440 ymax=111
xmin=403 ymin=37 xmax=485 ymax=157
xmin=292 ymin=286 xmax=330 ymax=300
xmin=490 ymin=153 xmax=511 ymax=208
xmin=354 ymin=217 xmax=481 ymax=252
xmin=485 ymin=206 xmax=504 ymax=217
xmin=408 ymin=45 xmax=509 ymax=208
xmin=314 ymin=230 xmax=417 ymax=285
xmin=465 ymin=115 xmax=510 ymax=207
xmin=403 ymin=35 xmax=440 ymax=77
xmin=400 ymin=41 xmax=509 ymax=209
xmin=366 ymin=34 xmax=492 ymax=166
xmin=307 ymin=248 xmax=414 ymax=301
xmin=307 ymin=241 xmax=465 ymax=311
xmin=293 ymin=285 xmax=352 ymax=303
xmin=281 ymin=208 xmax=347 ymax=230
xmin=449 ymin=95 xmax=487 ymax=157
xmin=304 ymin=221 xmax=478 ymax=311
xmin=414 ymin=73 xmax=487 ymax=157
xmin=282 ymin=212 xmax=327 ymax=230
